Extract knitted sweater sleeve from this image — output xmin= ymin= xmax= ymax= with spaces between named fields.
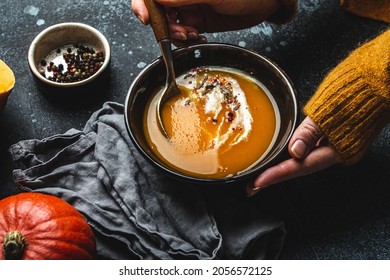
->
xmin=340 ymin=0 xmax=390 ymax=24
xmin=304 ymin=29 xmax=390 ymax=165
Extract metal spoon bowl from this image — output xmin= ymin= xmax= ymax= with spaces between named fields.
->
xmin=144 ymin=0 xmax=180 ymax=138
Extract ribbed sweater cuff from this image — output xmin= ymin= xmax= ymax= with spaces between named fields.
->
xmin=340 ymin=0 xmax=390 ymax=23
xmin=267 ymin=0 xmax=298 ymax=25
xmin=304 ymin=29 xmax=390 ymax=165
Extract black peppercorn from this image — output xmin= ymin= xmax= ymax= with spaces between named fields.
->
xmin=44 ymin=44 xmax=105 ymax=83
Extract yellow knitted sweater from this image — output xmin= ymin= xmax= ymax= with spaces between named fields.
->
xmin=272 ymin=0 xmax=390 ymax=165
xmin=304 ymin=30 xmax=390 ymax=165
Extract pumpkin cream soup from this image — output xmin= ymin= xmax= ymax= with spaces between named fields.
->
xmin=144 ymin=66 xmax=279 ymax=179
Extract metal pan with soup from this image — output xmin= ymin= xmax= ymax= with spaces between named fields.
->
xmin=144 ymin=66 xmax=280 ymax=179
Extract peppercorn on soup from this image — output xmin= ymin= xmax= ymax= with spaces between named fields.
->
xmin=144 ymin=66 xmax=280 ymax=179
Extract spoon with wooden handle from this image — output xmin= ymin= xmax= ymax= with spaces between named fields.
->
xmin=144 ymin=0 xmax=180 ymax=138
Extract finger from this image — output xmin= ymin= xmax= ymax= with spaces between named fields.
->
xmin=156 ymin=0 xmax=217 ymax=7
xmin=246 ymin=146 xmax=342 ymax=196
xmin=171 ymin=35 xmax=207 ymax=47
xmin=169 ymin=5 xmax=208 ymax=32
xmin=132 ymin=0 xmax=150 ymax=25
xmin=289 ymin=116 xmax=324 ymax=159
xmin=168 ymin=21 xmax=201 ymax=41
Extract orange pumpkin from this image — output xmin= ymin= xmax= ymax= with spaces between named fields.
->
xmin=0 ymin=59 xmax=15 ymax=113
xmin=0 ymin=193 xmax=96 ymax=260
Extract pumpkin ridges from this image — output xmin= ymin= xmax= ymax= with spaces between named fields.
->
xmin=24 ymin=228 xmax=96 ymax=249
xmin=0 ymin=196 xmax=24 ymax=232
xmin=24 ymin=240 xmax=95 ymax=260
xmin=24 ymin=238 xmax=95 ymax=259
xmin=2 ymin=194 xmax=54 ymax=233
xmin=18 ymin=212 xmax=91 ymax=237
xmin=21 ymin=248 xmax=46 ymax=260
xmin=1 ymin=193 xmax=89 ymax=232
xmin=23 ymin=221 xmax=96 ymax=257
xmin=20 ymin=212 xmax=97 ymax=260
xmin=0 ymin=200 xmax=87 ymax=255
xmin=13 ymin=198 xmax=44 ymax=233
xmin=0 ymin=197 xmax=31 ymax=256
xmin=19 ymin=207 xmax=97 ymax=259
xmin=2 ymin=194 xmax=84 ymax=237
xmin=0 ymin=193 xmax=96 ymax=260
xmin=0 ymin=212 xmax=10 ymax=235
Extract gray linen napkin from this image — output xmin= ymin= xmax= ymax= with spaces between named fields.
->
xmin=9 ymin=102 xmax=285 ymax=259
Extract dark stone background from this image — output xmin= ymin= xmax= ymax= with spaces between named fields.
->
xmin=1 ymin=0 xmax=389 ymax=259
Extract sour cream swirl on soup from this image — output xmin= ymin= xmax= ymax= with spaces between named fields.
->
xmin=174 ymin=67 xmax=253 ymax=150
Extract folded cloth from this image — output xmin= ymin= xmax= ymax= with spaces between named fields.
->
xmin=9 ymin=102 xmax=285 ymax=259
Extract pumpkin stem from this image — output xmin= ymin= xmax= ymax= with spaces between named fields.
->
xmin=3 ymin=231 xmax=26 ymax=260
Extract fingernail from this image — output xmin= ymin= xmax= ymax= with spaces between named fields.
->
xmin=246 ymin=181 xmax=267 ymax=197
xmin=199 ymin=36 xmax=207 ymax=43
xmin=247 ymin=188 xmax=258 ymax=197
xmin=172 ymin=32 xmax=187 ymax=41
xmin=136 ymin=15 xmax=146 ymax=25
xmin=187 ymin=32 xmax=199 ymax=40
xmin=291 ymin=139 xmax=307 ymax=158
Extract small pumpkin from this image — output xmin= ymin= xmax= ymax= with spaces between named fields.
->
xmin=0 ymin=59 xmax=15 ymax=113
xmin=0 ymin=192 xmax=96 ymax=260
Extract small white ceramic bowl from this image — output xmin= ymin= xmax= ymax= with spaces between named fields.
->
xmin=28 ymin=22 xmax=110 ymax=95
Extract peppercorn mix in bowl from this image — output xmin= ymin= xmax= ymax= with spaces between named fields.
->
xmin=125 ymin=43 xmax=298 ymax=185
xmin=28 ymin=22 xmax=110 ymax=96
